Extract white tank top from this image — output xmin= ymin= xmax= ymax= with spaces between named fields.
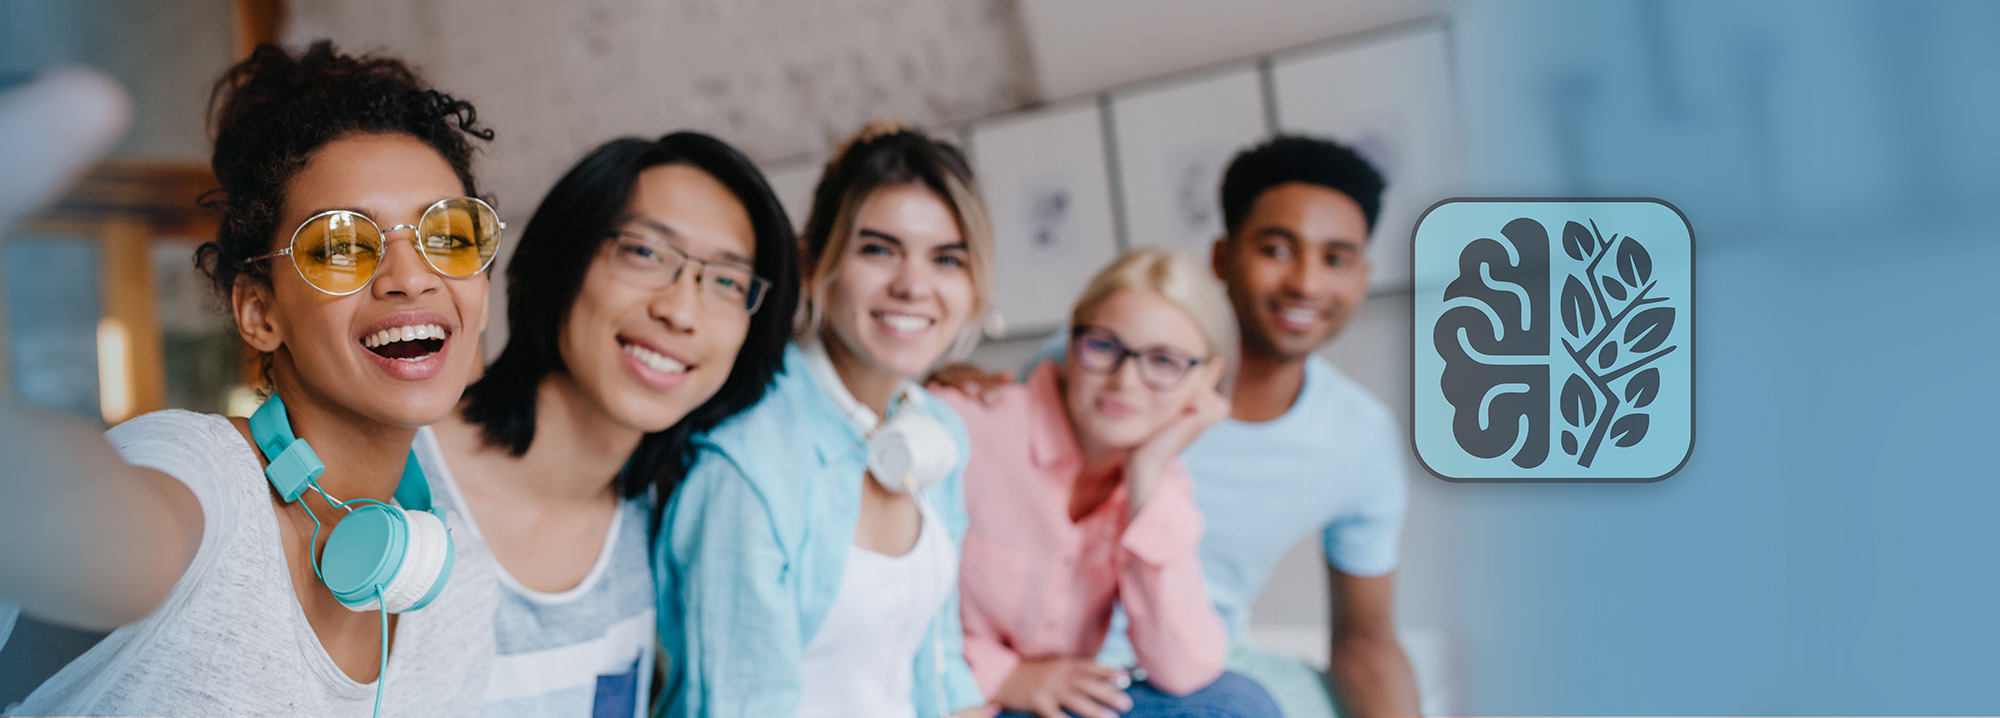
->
xmin=798 ymin=498 xmax=957 ymax=718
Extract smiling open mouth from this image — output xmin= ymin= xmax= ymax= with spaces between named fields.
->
xmin=621 ymin=339 xmax=691 ymax=375
xmin=363 ymin=323 xmax=448 ymax=361
xmin=874 ymin=311 xmax=935 ymax=334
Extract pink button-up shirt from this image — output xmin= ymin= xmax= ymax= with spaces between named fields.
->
xmin=942 ymin=361 xmax=1227 ymax=700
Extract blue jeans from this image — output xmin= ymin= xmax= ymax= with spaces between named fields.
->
xmin=997 ymin=671 xmax=1283 ymax=718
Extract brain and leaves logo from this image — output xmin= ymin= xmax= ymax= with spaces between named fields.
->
xmin=1413 ymin=200 xmax=1694 ymax=482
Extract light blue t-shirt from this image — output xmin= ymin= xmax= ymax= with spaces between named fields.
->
xmin=1174 ymin=354 xmax=1408 ymax=635
xmin=1022 ymin=337 xmax=1408 ymax=643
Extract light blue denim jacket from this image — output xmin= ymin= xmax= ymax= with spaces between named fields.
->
xmin=654 ymin=343 xmax=984 ymax=718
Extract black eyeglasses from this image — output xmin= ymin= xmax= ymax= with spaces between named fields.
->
xmin=1068 ymin=325 xmax=1208 ymax=390
xmin=607 ymin=230 xmax=771 ymax=315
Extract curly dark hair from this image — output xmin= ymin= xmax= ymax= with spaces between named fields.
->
xmin=459 ymin=132 xmax=800 ymax=524
xmin=194 ymin=40 xmax=493 ymax=300
xmin=1220 ymin=134 xmax=1386 ymax=239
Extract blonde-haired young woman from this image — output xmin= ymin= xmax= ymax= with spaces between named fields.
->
xmin=942 ymin=249 xmax=1282 ymax=718
xmin=655 ymin=122 xmax=991 ymax=718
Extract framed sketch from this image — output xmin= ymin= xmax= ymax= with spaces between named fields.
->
xmin=758 ymin=156 xmax=826 ymax=232
xmin=1271 ymin=24 xmax=1460 ymax=292
xmin=1109 ymin=63 xmax=1268 ymax=255
xmin=966 ymin=101 xmax=1122 ymax=336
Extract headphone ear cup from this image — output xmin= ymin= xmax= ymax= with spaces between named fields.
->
xmin=378 ymin=508 xmax=452 ymax=614
xmin=320 ymin=503 xmax=408 ymax=612
xmin=867 ymin=414 xmax=959 ymax=493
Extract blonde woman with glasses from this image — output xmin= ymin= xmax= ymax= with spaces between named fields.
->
xmin=941 ymin=249 xmax=1282 ymax=718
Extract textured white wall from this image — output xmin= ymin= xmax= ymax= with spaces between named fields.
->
xmin=1017 ymin=0 xmax=1441 ymax=100
xmin=289 ymin=0 xmax=1039 ymax=358
xmin=288 ymin=0 xmax=1039 ymax=226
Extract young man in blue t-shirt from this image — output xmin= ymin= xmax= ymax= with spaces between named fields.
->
xmin=935 ymin=136 xmax=1420 ymax=717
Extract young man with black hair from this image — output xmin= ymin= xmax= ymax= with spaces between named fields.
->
xmin=934 ymin=135 xmax=1420 ymax=717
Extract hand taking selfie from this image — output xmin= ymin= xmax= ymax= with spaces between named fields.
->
xmin=993 ymin=657 xmax=1133 ymax=718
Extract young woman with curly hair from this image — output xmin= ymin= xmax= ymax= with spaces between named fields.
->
xmin=0 ymin=41 xmax=502 ymax=717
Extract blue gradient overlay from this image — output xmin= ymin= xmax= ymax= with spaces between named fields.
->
xmin=1447 ymin=1 xmax=2000 ymax=713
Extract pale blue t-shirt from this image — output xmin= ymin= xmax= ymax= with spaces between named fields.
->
xmin=1174 ymin=354 xmax=1408 ymax=636
xmin=1021 ymin=338 xmax=1407 ymax=645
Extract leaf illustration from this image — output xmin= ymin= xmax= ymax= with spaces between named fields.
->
xmin=1561 ymin=276 xmax=1595 ymax=337
xmin=1561 ymin=430 xmax=1578 ymax=455
xmin=1624 ymin=307 xmax=1676 ymax=353
xmin=1600 ymin=274 xmax=1627 ymax=301
xmin=1562 ymin=221 xmax=1594 ymax=261
xmin=1625 ymin=367 xmax=1660 ymax=408
xmin=1598 ymin=340 xmax=1618 ymax=370
xmin=1561 ymin=374 xmax=1595 ymax=427
xmin=1609 ymin=413 xmax=1650 ymax=447
xmin=1616 ymin=237 xmax=1653 ymax=286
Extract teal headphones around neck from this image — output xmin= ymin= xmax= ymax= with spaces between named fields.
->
xmin=249 ymin=393 xmax=455 ymax=614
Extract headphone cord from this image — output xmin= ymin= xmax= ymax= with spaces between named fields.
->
xmin=299 ymin=483 xmax=350 ymax=588
xmin=372 ymin=585 xmax=387 ymax=718
xmin=311 ymin=487 xmax=394 ymax=718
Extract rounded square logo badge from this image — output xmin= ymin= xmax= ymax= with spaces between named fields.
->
xmin=1412 ymin=199 xmax=1694 ymax=482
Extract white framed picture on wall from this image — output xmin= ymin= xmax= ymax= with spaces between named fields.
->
xmin=1271 ymin=23 xmax=1461 ymax=292
xmin=965 ymin=99 xmax=1122 ymax=336
xmin=1109 ymin=63 xmax=1268 ymax=256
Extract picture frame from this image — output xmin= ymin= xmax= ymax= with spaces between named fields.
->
xmin=1108 ymin=63 xmax=1268 ymax=256
xmin=965 ymin=100 xmax=1123 ymax=336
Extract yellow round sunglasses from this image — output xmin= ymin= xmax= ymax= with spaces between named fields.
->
xmin=253 ymin=196 xmax=504 ymax=296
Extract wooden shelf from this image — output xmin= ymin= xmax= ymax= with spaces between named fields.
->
xmin=13 ymin=160 xmax=221 ymax=423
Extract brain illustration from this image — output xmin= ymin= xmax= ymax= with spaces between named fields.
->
xmin=1433 ymin=217 xmax=1550 ymax=469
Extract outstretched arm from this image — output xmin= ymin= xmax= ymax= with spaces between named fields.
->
xmin=1327 ymin=569 xmax=1420 ymax=717
xmin=0 ymin=401 xmax=202 ymax=629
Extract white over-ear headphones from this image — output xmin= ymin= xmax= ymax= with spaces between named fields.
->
xmin=800 ymin=339 xmax=959 ymax=493
xmin=864 ymin=399 xmax=958 ymax=494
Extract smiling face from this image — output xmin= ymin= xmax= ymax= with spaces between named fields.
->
xmin=557 ymin=163 xmax=757 ymax=433
xmin=1061 ymin=288 xmax=1222 ymax=452
xmin=1213 ymin=182 xmax=1372 ymax=362
xmin=815 ymin=183 xmax=976 ymax=385
xmin=238 ymin=132 xmax=489 ymax=427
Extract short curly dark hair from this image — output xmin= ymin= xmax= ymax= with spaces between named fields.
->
xmin=1219 ymin=134 xmax=1386 ymax=239
xmin=194 ymin=40 xmax=493 ymax=300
